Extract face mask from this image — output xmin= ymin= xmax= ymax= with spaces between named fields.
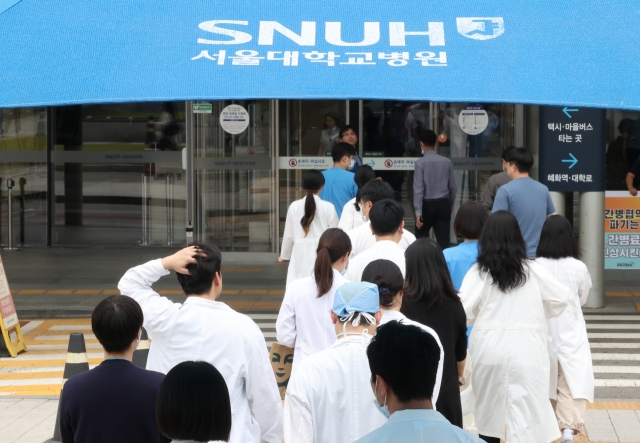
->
xmin=372 ymin=378 xmax=391 ymax=419
xmin=361 ymin=212 xmax=367 ymax=222
xmin=350 ymin=159 xmax=355 ymax=169
xmin=341 ymin=267 xmax=348 ymax=276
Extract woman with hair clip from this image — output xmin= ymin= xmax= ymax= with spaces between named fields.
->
xmin=276 ymin=228 xmax=351 ymax=372
xmin=458 ymin=211 xmax=570 ymax=443
xmin=361 ymin=258 xmax=445 ymax=408
xmin=279 ymin=170 xmax=339 ymax=287
xmin=401 ymin=239 xmax=467 ymax=428
xmin=536 ymin=215 xmax=593 ymax=443
xmin=338 ymin=165 xmax=377 ymax=232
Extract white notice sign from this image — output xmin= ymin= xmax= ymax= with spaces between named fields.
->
xmin=220 ymin=105 xmax=249 ymax=134
xmin=459 ymin=107 xmax=489 ymax=135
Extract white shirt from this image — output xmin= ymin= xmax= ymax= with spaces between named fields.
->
xmin=118 ymin=260 xmax=283 ymax=443
xmin=346 ymin=240 xmax=407 ymax=282
xmin=536 ymin=257 xmax=594 ymax=402
xmin=458 ymin=262 xmax=569 ymax=443
xmin=284 ymin=334 xmax=386 ymax=443
xmin=276 ymin=270 xmax=349 ymax=372
xmin=380 ymin=310 xmax=444 ymax=406
xmin=347 ymin=221 xmax=416 ymax=258
xmin=280 ymin=195 xmax=338 ymax=260
xmin=338 ymin=198 xmax=366 ymax=232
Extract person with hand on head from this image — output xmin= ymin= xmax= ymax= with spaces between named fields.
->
xmin=156 ymin=361 xmax=232 ymax=443
xmin=458 ymin=211 xmax=569 ymax=443
xmin=362 ymin=259 xmax=445 ymax=407
xmin=348 ymin=180 xmax=416 ymax=258
xmin=401 ymin=239 xmax=467 ymax=428
xmin=346 ymin=199 xmax=411 ymax=282
xmin=59 ymin=295 xmax=169 ymax=443
xmin=536 ymin=215 xmax=594 ymax=443
xmin=284 ymin=282 xmax=386 ymax=443
xmin=276 ymin=228 xmax=352 ymax=372
xmin=338 ymin=165 xmax=377 ymax=232
xmin=480 ymin=147 xmax=514 ymax=211
xmin=279 ymin=170 xmax=339 ymax=286
xmin=339 ymin=124 xmax=363 ymax=172
xmin=492 ymin=147 xmax=556 ymax=257
xmin=319 ymin=142 xmax=358 ymax=218
xmin=118 ymin=243 xmax=283 ymax=443
xmin=355 ymin=321 xmax=483 ymax=443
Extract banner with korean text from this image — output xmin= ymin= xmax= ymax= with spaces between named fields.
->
xmin=604 ymin=191 xmax=640 ymax=269
xmin=0 ymin=254 xmax=27 ymax=357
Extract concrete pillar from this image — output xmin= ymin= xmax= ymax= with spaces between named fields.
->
xmin=580 ymin=191 xmax=605 ymax=308
xmin=56 ymin=106 xmax=83 ymax=226
xmin=525 ymin=105 xmax=539 ymax=180
xmin=550 ymin=191 xmax=565 ymax=217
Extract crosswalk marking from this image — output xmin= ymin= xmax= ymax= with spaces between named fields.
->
xmin=586 ymin=324 xmax=640 ymax=329
xmin=588 ymin=333 xmax=640 ymax=339
xmin=594 ymin=366 xmax=640 ymax=374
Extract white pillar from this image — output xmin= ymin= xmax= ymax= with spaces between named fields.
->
xmin=550 ymin=192 xmax=565 ymax=217
xmin=580 ymin=191 xmax=605 ymax=308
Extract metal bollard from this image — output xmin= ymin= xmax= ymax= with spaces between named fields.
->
xmin=165 ymin=174 xmax=174 ymax=245
xmin=3 ymin=179 xmax=21 ymax=251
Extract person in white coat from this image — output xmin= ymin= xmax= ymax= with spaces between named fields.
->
xmin=279 ymin=170 xmax=339 ymax=287
xmin=346 ymin=199 xmax=408 ymax=282
xmin=458 ymin=211 xmax=570 ymax=443
xmin=338 ymin=165 xmax=376 ymax=232
xmin=536 ymin=215 xmax=594 ymax=443
xmin=361 ymin=259 xmax=444 ymax=406
xmin=348 ymin=180 xmax=416 ymax=257
xmin=118 ymin=244 xmax=283 ymax=443
xmin=276 ymin=228 xmax=351 ymax=372
xmin=284 ymin=282 xmax=386 ymax=443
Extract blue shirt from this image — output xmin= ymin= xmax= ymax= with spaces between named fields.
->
xmin=443 ymin=241 xmax=479 ymax=291
xmin=320 ymin=167 xmax=358 ymax=218
xmin=492 ymin=177 xmax=555 ymax=257
xmin=355 ymin=409 xmax=483 ymax=443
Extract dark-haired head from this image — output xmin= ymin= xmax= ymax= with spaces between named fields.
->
xmin=536 ymin=215 xmax=580 ymax=259
xmin=619 ymin=118 xmax=632 ymax=135
xmin=314 ymin=228 xmax=351 ymax=297
xmin=505 ymin=147 xmax=533 ymax=173
xmin=367 ymin=321 xmax=440 ymax=403
xmin=92 ymin=295 xmax=143 ymax=353
xmin=331 ymin=142 xmax=355 ymax=164
xmin=454 ymin=201 xmax=489 ymax=240
xmin=369 ymin=199 xmax=404 ymax=236
xmin=300 ymin=170 xmax=325 ymax=236
xmin=353 ymin=165 xmax=378 ymax=211
xmin=417 ymin=129 xmax=437 ymax=149
xmin=324 ymin=112 xmax=340 ymax=129
xmin=156 ymin=361 xmax=232 ymax=442
xmin=501 ymin=146 xmax=516 ymax=162
xmin=477 ymin=211 xmax=529 ymax=292
xmin=339 ymin=124 xmax=358 ymax=140
xmin=404 ymin=239 xmax=458 ymax=309
xmin=359 ymin=180 xmax=394 ymax=220
xmin=176 ymin=242 xmax=222 ymax=296
xmin=362 ymin=260 xmax=404 ymax=309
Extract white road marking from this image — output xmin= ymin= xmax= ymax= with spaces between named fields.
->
xmin=0 ymin=353 xmax=103 ymax=361
xmin=587 ymin=324 xmax=640 ymax=330
xmin=34 ymin=334 xmax=96 ymax=341
xmin=593 ymin=366 xmax=640 ymax=373
xmin=592 ymin=353 xmax=640 ymax=361
xmin=594 ymin=380 xmax=640 ymax=387
xmin=0 ymin=378 xmax=61 ymax=387
xmin=590 ymin=343 xmax=640 ymax=349
xmin=49 ymin=325 xmax=93 ymax=331
xmin=19 ymin=321 xmax=44 ymax=335
xmin=588 ymin=333 xmax=640 ymax=339
xmin=584 ymin=315 xmax=640 ymax=321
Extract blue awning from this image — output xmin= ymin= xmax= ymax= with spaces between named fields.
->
xmin=1 ymin=0 xmax=639 ymax=109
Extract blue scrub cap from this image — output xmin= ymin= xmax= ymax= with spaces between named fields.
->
xmin=332 ymin=282 xmax=380 ymax=317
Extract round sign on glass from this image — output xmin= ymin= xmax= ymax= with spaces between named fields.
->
xmin=458 ymin=106 xmax=489 ymax=136
xmin=219 ymin=105 xmax=249 ymax=134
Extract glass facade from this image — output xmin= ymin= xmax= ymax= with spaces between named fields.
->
xmin=605 ymin=109 xmax=640 ymax=191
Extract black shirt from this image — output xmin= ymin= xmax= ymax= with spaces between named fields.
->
xmin=401 ymin=295 xmax=467 ymax=428
xmin=60 ymin=359 xmax=169 ymax=443
xmin=631 ymin=157 xmax=640 ymax=189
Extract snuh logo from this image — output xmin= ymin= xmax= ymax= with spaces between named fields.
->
xmin=456 ymin=18 xmax=504 ymax=40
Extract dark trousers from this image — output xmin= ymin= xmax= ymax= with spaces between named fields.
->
xmin=479 ymin=436 xmax=500 ymax=443
xmin=415 ymin=198 xmax=451 ymax=250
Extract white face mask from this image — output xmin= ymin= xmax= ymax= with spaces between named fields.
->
xmin=372 ymin=378 xmax=391 ymax=419
xmin=350 ymin=159 xmax=356 ymax=169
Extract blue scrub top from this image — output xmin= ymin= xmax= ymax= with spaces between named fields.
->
xmin=443 ymin=241 xmax=479 ymax=346
xmin=319 ymin=167 xmax=358 ymax=218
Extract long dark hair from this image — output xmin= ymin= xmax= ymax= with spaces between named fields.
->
xmin=404 ymin=239 xmax=459 ymax=310
xmin=477 ymin=210 xmax=529 ymax=292
xmin=314 ymin=228 xmax=352 ymax=297
xmin=362 ymin=259 xmax=404 ymax=309
xmin=537 ymin=215 xmax=580 ymax=259
xmin=300 ymin=170 xmax=325 ymax=236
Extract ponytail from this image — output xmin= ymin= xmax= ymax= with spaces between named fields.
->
xmin=300 ymin=191 xmax=316 ymax=236
xmin=314 ymin=228 xmax=352 ymax=297
xmin=299 ymin=170 xmax=325 ymax=237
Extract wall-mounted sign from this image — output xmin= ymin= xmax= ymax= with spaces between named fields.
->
xmin=459 ymin=107 xmax=488 ymax=135
xmin=539 ymin=106 xmax=606 ymax=192
xmin=193 ymin=103 xmax=212 ymax=113
xmin=604 ymin=191 xmax=640 ymax=269
xmin=220 ymin=105 xmax=249 ymax=134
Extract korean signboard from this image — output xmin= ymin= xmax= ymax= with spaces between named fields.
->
xmin=604 ymin=191 xmax=640 ymax=269
xmin=539 ymin=106 xmax=606 ymax=192
xmin=0 ymin=254 xmax=26 ymax=357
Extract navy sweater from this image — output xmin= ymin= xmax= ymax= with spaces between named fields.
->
xmin=60 ymin=359 xmax=169 ymax=443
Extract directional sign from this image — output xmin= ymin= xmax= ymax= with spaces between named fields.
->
xmin=539 ymin=106 xmax=606 ymax=192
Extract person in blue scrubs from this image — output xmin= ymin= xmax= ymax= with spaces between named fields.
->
xmin=443 ymin=201 xmax=488 ymax=345
xmin=356 ymin=320 xmax=482 ymax=443
xmin=320 ymin=142 xmax=358 ymax=218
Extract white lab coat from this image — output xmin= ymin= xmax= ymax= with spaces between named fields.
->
xmin=458 ymin=262 xmax=569 ymax=443
xmin=380 ymin=310 xmax=445 ymax=406
xmin=284 ymin=334 xmax=386 ymax=443
xmin=346 ymin=240 xmax=407 ymax=282
xmin=338 ymin=198 xmax=366 ymax=232
xmin=536 ymin=257 xmax=594 ymax=402
xmin=276 ymin=270 xmax=349 ymax=372
xmin=281 ymin=195 xmax=339 ymax=287
xmin=347 ymin=221 xmax=416 ymax=258
xmin=118 ymin=260 xmax=283 ymax=443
